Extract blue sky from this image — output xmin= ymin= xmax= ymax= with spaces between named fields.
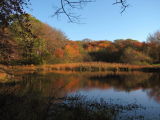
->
xmin=26 ymin=0 xmax=160 ymax=41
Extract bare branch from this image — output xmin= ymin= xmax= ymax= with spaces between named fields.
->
xmin=53 ymin=0 xmax=95 ymax=23
xmin=54 ymin=0 xmax=129 ymax=23
xmin=113 ymin=0 xmax=129 ymax=13
xmin=1 ymin=0 xmax=129 ymax=24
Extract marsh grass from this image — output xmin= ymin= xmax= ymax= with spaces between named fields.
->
xmin=11 ymin=62 xmax=160 ymax=73
xmin=1 ymin=62 xmax=160 ymax=76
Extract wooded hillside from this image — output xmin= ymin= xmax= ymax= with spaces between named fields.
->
xmin=0 ymin=15 xmax=160 ymax=65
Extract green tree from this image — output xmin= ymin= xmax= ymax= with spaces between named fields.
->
xmin=120 ymin=47 xmax=152 ymax=65
xmin=9 ymin=14 xmax=68 ymax=64
xmin=10 ymin=15 xmax=48 ymax=64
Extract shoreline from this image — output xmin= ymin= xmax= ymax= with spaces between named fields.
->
xmin=1 ymin=62 xmax=160 ymax=74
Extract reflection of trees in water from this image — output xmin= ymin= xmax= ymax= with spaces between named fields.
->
xmin=1 ymin=72 xmax=160 ymax=103
xmin=148 ymin=88 xmax=160 ymax=103
xmin=1 ymin=72 xmax=160 ymax=120
xmin=146 ymin=74 xmax=160 ymax=103
xmin=89 ymin=72 xmax=153 ymax=91
xmin=90 ymin=72 xmax=160 ymax=103
xmin=0 ymin=72 xmax=116 ymax=98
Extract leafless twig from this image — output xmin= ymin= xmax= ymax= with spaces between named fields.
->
xmin=113 ymin=0 xmax=129 ymax=13
xmin=54 ymin=0 xmax=129 ymax=23
xmin=53 ymin=0 xmax=94 ymax=23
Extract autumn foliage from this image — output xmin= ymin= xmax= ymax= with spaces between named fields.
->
xmin=0 ymin=15 xmax=160 ymax=65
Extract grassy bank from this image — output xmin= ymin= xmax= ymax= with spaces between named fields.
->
xmin=42 ymin=62 xmax=160 ymax=72
xmin=1 ymin=62 xmax=160 ymax=74
xmin=11 ymin=62 xmax=160 ymax=72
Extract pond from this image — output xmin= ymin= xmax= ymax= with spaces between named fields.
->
xmin=0 ymin=71 xmax=160 ymax=120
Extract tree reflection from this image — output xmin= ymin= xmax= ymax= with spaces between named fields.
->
xmin=1 ymin=72 xmax=160 ymax=120
xmin=146 ymin=74 xmax=160 ymax=103
xmin=1 ymin=72 xmax=160 ymax=104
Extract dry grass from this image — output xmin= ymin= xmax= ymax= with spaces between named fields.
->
xmin=30 ymin=62 xmax=160 ymax=72
xmin=1 ymin=62 xmax=160 ymax=74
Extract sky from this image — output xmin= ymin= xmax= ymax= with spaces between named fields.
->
xmin=26 ymin=0 xmax=160 ymax=41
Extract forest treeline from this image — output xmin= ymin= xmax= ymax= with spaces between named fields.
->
xmin=0 ymin=14 xmax=160 ymax=65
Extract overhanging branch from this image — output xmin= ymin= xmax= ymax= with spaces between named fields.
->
xmin=113 ymin=0 xmax=129 ymax=13
xmin=54 ymin=0 xmax=129 ymax=23
xmin=53 ymin=0 xmax=95 ymax=23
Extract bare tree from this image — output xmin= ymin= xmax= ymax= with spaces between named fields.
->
xmin=147 ymin=31 xmax=160 ymax=43
xmin=147 ymin=31 xmax=160 ymax=63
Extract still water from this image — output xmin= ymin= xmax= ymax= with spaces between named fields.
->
xmin=0 ymin=71 xmax=160 ymax=119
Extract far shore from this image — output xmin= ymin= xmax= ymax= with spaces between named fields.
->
xmin=1 ymin=62 xmax=160 ymax=74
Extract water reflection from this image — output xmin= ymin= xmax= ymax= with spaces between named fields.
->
xmin=1 ymin=72 xmax=160 ymax=102
xmin=0 ymin=71 xmax=160 ymax=119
